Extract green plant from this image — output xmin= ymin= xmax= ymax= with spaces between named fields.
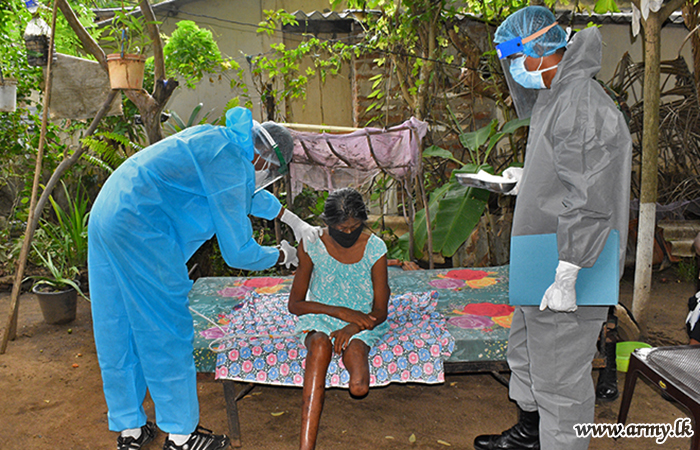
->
xmin=160 ymin=20 xmax=245 ymax=91
xmin=394 ymin=163 xmax=491 ymax=262
xmin=28 ymin=181 xmax=89 ymax=298
xmin=28 ymin=244 xmax=86 ymax=298
xmin=81 ymin=131 xmax=144 ymax=173
xmin=41 ymin=181 xmax=90 ymax=270
xmin=677 ymin=259 xmax=698 ymax=283
xmin=101 ymin=7 xmax=155 ymax=56
xmin=395 ymin=116 xmax=530 ymax=262
xmin=164 ymin=103 xmax=212 ymax=136
xmin=457 ymin=117 xmax=531 ymax=166
xmin=289 ymin=187 xmax=327 ymax=225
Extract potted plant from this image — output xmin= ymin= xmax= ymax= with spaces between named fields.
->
xmin=27 ymin=182 xmax=90 ymax=325
xmin=28 ymin=247 xmax=86 ymax=325
xmin=23 ymin=8 xmax=52 ymax=67
xmin=0 ymin=69 xmax=17 ymax=112
xmin=102 ymin=8 xmax=154 ymax=90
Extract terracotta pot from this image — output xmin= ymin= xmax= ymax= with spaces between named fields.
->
xmin=33 ymin=283 xmax=78 ymax=325
xmin=106 ymin=53 xmax=146 ymax=90
xmin=0 ymin=79 xmax=17 ymax=112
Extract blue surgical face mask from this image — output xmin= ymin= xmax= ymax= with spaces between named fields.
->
xmin=509 ymin=56 xmax=557 ymax=90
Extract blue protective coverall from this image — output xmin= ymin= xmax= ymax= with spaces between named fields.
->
xmin=88 ymin=107 xmax=281 ymax=434
xmin=508 ymin=27 xmax=632 ymax=449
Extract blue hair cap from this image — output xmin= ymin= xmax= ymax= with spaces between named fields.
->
xmin=494 ymin=6 xmax=567 ymax=58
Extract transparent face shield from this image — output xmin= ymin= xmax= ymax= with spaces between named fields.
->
xmin=252 ymin=121 xmax=289 ymax=193
xmin=499 ymin=57 xmax=539 ymax=119
xmin=495 ymin=21 xmax=559 ymax=119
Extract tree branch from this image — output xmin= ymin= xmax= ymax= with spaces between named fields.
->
xmin=29 ymin=91 xmax=120 ymax=235
xmin=139 ymin=0 xmax=165 ymax=81
xmin=57 ymin=0 xmax=107 ymax=71
xmin=391 ymin=55 xmax=417 ymax=111
xmin=659 ymin=0 xmax=687 ymax=20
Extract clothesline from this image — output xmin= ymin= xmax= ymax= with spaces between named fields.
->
xmin=280 ymin=123 xmax=360 ymax=133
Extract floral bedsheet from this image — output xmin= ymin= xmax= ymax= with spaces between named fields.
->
xmin=209 ymin=291 xmax=454 ymax=388
xmin=190 ymin=266 xmax=512 ymax=374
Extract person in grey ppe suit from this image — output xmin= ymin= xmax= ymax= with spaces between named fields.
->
xmin=474 ymin=6 xmax=632 ymax=450
xmin=88 ymin=106 xmax=321 ymax=450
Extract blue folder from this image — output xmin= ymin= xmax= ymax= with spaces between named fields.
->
xmin=509 ymin=230 xmax=620 ymax=306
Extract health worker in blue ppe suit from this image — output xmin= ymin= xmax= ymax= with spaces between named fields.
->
xmin=473 ymin=7 xmax=632 ymax=450
xmin=88 ymin=106 xmax=320 ymax=450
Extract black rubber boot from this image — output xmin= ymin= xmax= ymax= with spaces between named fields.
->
xmin=596 ymin=340 xmax=619 ymax=401
xmin=474 ymin=407 xmax=540 ymax=450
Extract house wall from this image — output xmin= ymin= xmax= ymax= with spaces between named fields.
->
xmin=598 ymin=22 xmax=693 ymax=83
xmin=152 ymin=0 xmax=347 ymax=125
xmin=282 ymin=33 xmax=354 ymax=126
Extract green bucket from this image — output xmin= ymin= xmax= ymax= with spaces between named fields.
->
xmin=616 ymin=341 xmax=652 ymax=373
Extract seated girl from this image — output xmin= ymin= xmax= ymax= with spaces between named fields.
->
xmin=288 ymin=187 xmax=390 ymax=450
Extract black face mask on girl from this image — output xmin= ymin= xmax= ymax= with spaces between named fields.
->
xmin=329 ymin=224 xmax=363 ymax=248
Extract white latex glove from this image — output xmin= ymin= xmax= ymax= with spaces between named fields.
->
xmin=540 ymin=261 xmax=580 ymax=313
xmin=281 ymin=209 xmax=322 ymax=244
xmin=502 ymin=167 xmax=524 ymax=196
xmin=277 ymin=240 xmax=298 ymax=269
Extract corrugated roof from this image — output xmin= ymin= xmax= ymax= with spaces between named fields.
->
xmin=94 ymin=3 xmax=687 ymax=28
xmin=291 ymin=10 xmax=360 ymax=21
xmin=288 ymin=8 xmax=687 ymax=27
xmin=558 ymin=10 xmax=685 ymax=26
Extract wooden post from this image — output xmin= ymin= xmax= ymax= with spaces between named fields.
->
xmin=417 ymin=170 xmax=434 ymax=270
xmin=1 ymin=0 xmax=59 ymax=354
xmin=0 ymin=88 xmax=118 ymax=353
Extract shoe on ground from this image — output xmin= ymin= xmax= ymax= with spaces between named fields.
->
xmin=118 ymin=421 xmax=157 ymax=450
xmin=162 ymin=426 xmax=230 ymax=450
xmin=474 ymin=408 xmax=540 ymax=450
xmin=595 ymin=340 xmax=619 ymax=402
xmin=595 ymin=378 xmax=619 ymax=402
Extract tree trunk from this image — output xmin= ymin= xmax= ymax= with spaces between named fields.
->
xmin=631 ymin=0 xmax=687 ymax=334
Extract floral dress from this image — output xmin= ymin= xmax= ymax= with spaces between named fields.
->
xmin=295 ymin=233 xmax=390 ymax=347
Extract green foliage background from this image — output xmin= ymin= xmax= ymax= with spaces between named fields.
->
xmin=0 ymin=0 xmax=638 ymax=276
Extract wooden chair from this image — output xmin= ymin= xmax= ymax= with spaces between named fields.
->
xmin=617 ymin=345 xmax=700 ymax=450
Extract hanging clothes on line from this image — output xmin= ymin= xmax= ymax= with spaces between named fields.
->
xmin=288 ymin=117 xmax=428 ymax=197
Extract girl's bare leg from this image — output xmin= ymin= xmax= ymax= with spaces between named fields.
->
xmin=342 ymin=339 xmax=370 ymax=398
xmin=300 ymin=332 xmax=332 ymax=450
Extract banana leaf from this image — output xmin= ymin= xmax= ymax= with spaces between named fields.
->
xmin=431 ymin=176 xmax=489 ymax=257
xmin=396 ymin=164 xmax=490 ymax=260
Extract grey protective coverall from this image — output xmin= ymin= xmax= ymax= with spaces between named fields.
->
xmin=508 ymin=27 xmax=632 ymax=449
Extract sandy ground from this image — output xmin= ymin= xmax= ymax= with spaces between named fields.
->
xmin=0 ymin=268 xmax=696 ymax=450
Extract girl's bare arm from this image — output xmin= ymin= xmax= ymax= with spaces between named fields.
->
xmin=366 ymin=255 xmax=390 ymax=328
xmin=288 ymin=242 xmax=376 ymax=330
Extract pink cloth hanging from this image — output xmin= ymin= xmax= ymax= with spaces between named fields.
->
xmin=289 ymin=117 xmax=428 ymax=195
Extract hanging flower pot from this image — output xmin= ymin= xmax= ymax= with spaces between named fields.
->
xmin=106 ymin=53 xmax=146 ymax=90
xmin=24 ymin=33 xmax=50 ymax=67
xmin=24 ymin=15 xmax=51 ymax=67
xmin=0 ymin=78 xmax=17 ymax=112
